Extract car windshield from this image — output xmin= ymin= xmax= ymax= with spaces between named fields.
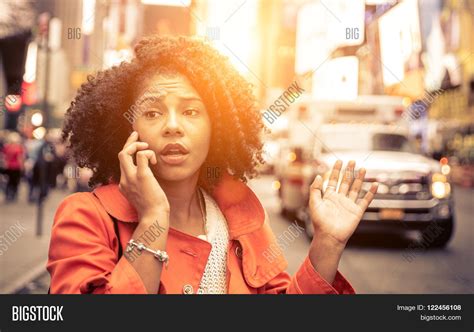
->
xmin=319 ymin=128 xmax=417 ymax=153
xmin=372 ymin=133 xmax=416 ymax=152
xmin=320 ymin=130 xmax=371 ymax=152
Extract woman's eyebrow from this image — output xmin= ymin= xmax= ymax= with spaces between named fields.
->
xmin=135 ymin=95 xmax=203 ymax=105
xmin=180 ymin=96 xmax=203 ymax=102
xmin=136 ymin=94 xmax=163 ymax=105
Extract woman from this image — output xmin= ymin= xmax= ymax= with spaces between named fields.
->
xmin=47 ymin=35 xmax=378 ymax=294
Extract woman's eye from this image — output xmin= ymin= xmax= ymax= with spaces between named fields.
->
xmin=183 ymin=108 xmax=199 ymax=116
xmin=144 ymin=110 xmax=162 ymax=119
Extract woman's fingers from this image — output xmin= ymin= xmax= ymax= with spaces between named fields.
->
xmin=118 ymin=132 xmax=149 ymax=179
xmin=119 ymin=132 xmax=140 ymax=175
xmin=119 ymin=142 xmax=149 ymax=174
xmin=348 ymin=168 xmax=366 ymax=201
xmin=123 ymin=131 xmax=138 ymax=149
xmin=310 ymin=174 xmax=323 ymax=208
xmin=136 ymin=150 xmax=157 ymax=177
xmin=124 ymin=142 xmax=149 ymax=157
xmin=357 ymin=182 xmax=378 ymax=211
xmin=325 ymin=160 xmax=343 ymax=196
xmin=338 ymin=160 xmax=355 ymax=195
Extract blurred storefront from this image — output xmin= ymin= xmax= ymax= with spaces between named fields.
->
xmin=423 ymin=0 xmax=474 ymax=122
xmin=292 ymin=1 xmax=472 ymax=156
xmin=421 ymin=0 xmax=474 ymax=186
xmin=0 ymin=0 xmax=35 ymax=130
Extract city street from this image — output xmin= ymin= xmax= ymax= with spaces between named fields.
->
xmin=0 ymin=184 xmax=60 ymax=294
xmin=3 ymin=174 xmax=472 ymax=294
xmin=249 ymin=175 xmax=474 ymax=294
xmin=0 ymin=0 xmax=473 ymax=299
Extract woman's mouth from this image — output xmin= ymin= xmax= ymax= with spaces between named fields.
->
xmin=159 ymin=143 xmax=189 ymax=165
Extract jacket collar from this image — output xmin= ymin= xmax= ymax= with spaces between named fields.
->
xmin=92 ymin=173 xmax=265 ymax=239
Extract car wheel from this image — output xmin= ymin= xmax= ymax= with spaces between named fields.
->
xmin=428 ymin=218 xmax=454 ymax=248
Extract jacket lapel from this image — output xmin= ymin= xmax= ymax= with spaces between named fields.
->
xmin=92 ymin=173 xmax=287 ymax=290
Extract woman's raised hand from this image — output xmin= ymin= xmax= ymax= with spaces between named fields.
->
xmin=309 ymin=160 xmax=378 ymax=248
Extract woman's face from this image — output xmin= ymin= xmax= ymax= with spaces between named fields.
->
xmin=132 ymin=73 xmax=211 ymax=182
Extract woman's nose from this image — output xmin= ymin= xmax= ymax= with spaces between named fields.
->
xmin=162 ymin=112 xmax=183 ymax=136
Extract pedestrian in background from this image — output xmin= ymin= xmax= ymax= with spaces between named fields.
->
xmin=32 ymin=133 xmax=56 ymax=203
xmin=24 ymin=136 xmax=43 ymax=202
xmin=2 ymin=131 xmax=25 ymax=202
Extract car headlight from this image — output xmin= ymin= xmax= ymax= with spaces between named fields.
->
xmin=287 ymin=152 xmax=297 ymax=162
xmin=431 ymin=173 xmax=451 ymax=199
xmin=437 ymin=203 xmax=451 ymax=218
xmin=441 ymin=164 xmax=450 ymax=175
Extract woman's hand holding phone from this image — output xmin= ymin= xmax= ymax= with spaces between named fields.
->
xmin=118 ymin=131 xmax=170 ymax=293
xmin=118 ymin=131 xmax=170 ymax=222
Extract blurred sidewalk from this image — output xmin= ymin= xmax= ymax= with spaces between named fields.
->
xmin=0 ymin=183 xmax=68 ymax=294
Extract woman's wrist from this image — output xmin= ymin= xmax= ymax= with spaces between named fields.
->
xmin=308 ymin=234 xmax=345 ymax=284
xmin=139 ymin=208 xmax=170 ymax=223
xmin=310 ymin=234 xmax=344 ymax=260
xmin=311 ymin=231 xmax=346 ymax=254
xmin=138 ymin=212 xmax=170 ymax=231
xmin=128 ymin=212 xmax=169 ymax=295
xmin=132 ymin=213 xmax=170 ymax=252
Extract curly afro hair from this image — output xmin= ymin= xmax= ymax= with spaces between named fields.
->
xmin=62 ymin=35 xmax=265 ymax=191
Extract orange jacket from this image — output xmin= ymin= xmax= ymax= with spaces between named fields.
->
xmin=47 ymin=174 xmax=355 ymax=294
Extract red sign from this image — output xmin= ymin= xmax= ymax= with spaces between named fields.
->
xmin=5 ymin=95 xmax=22 ymax=112
xmin=21 ymin=81 xmax=38 ymax=106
